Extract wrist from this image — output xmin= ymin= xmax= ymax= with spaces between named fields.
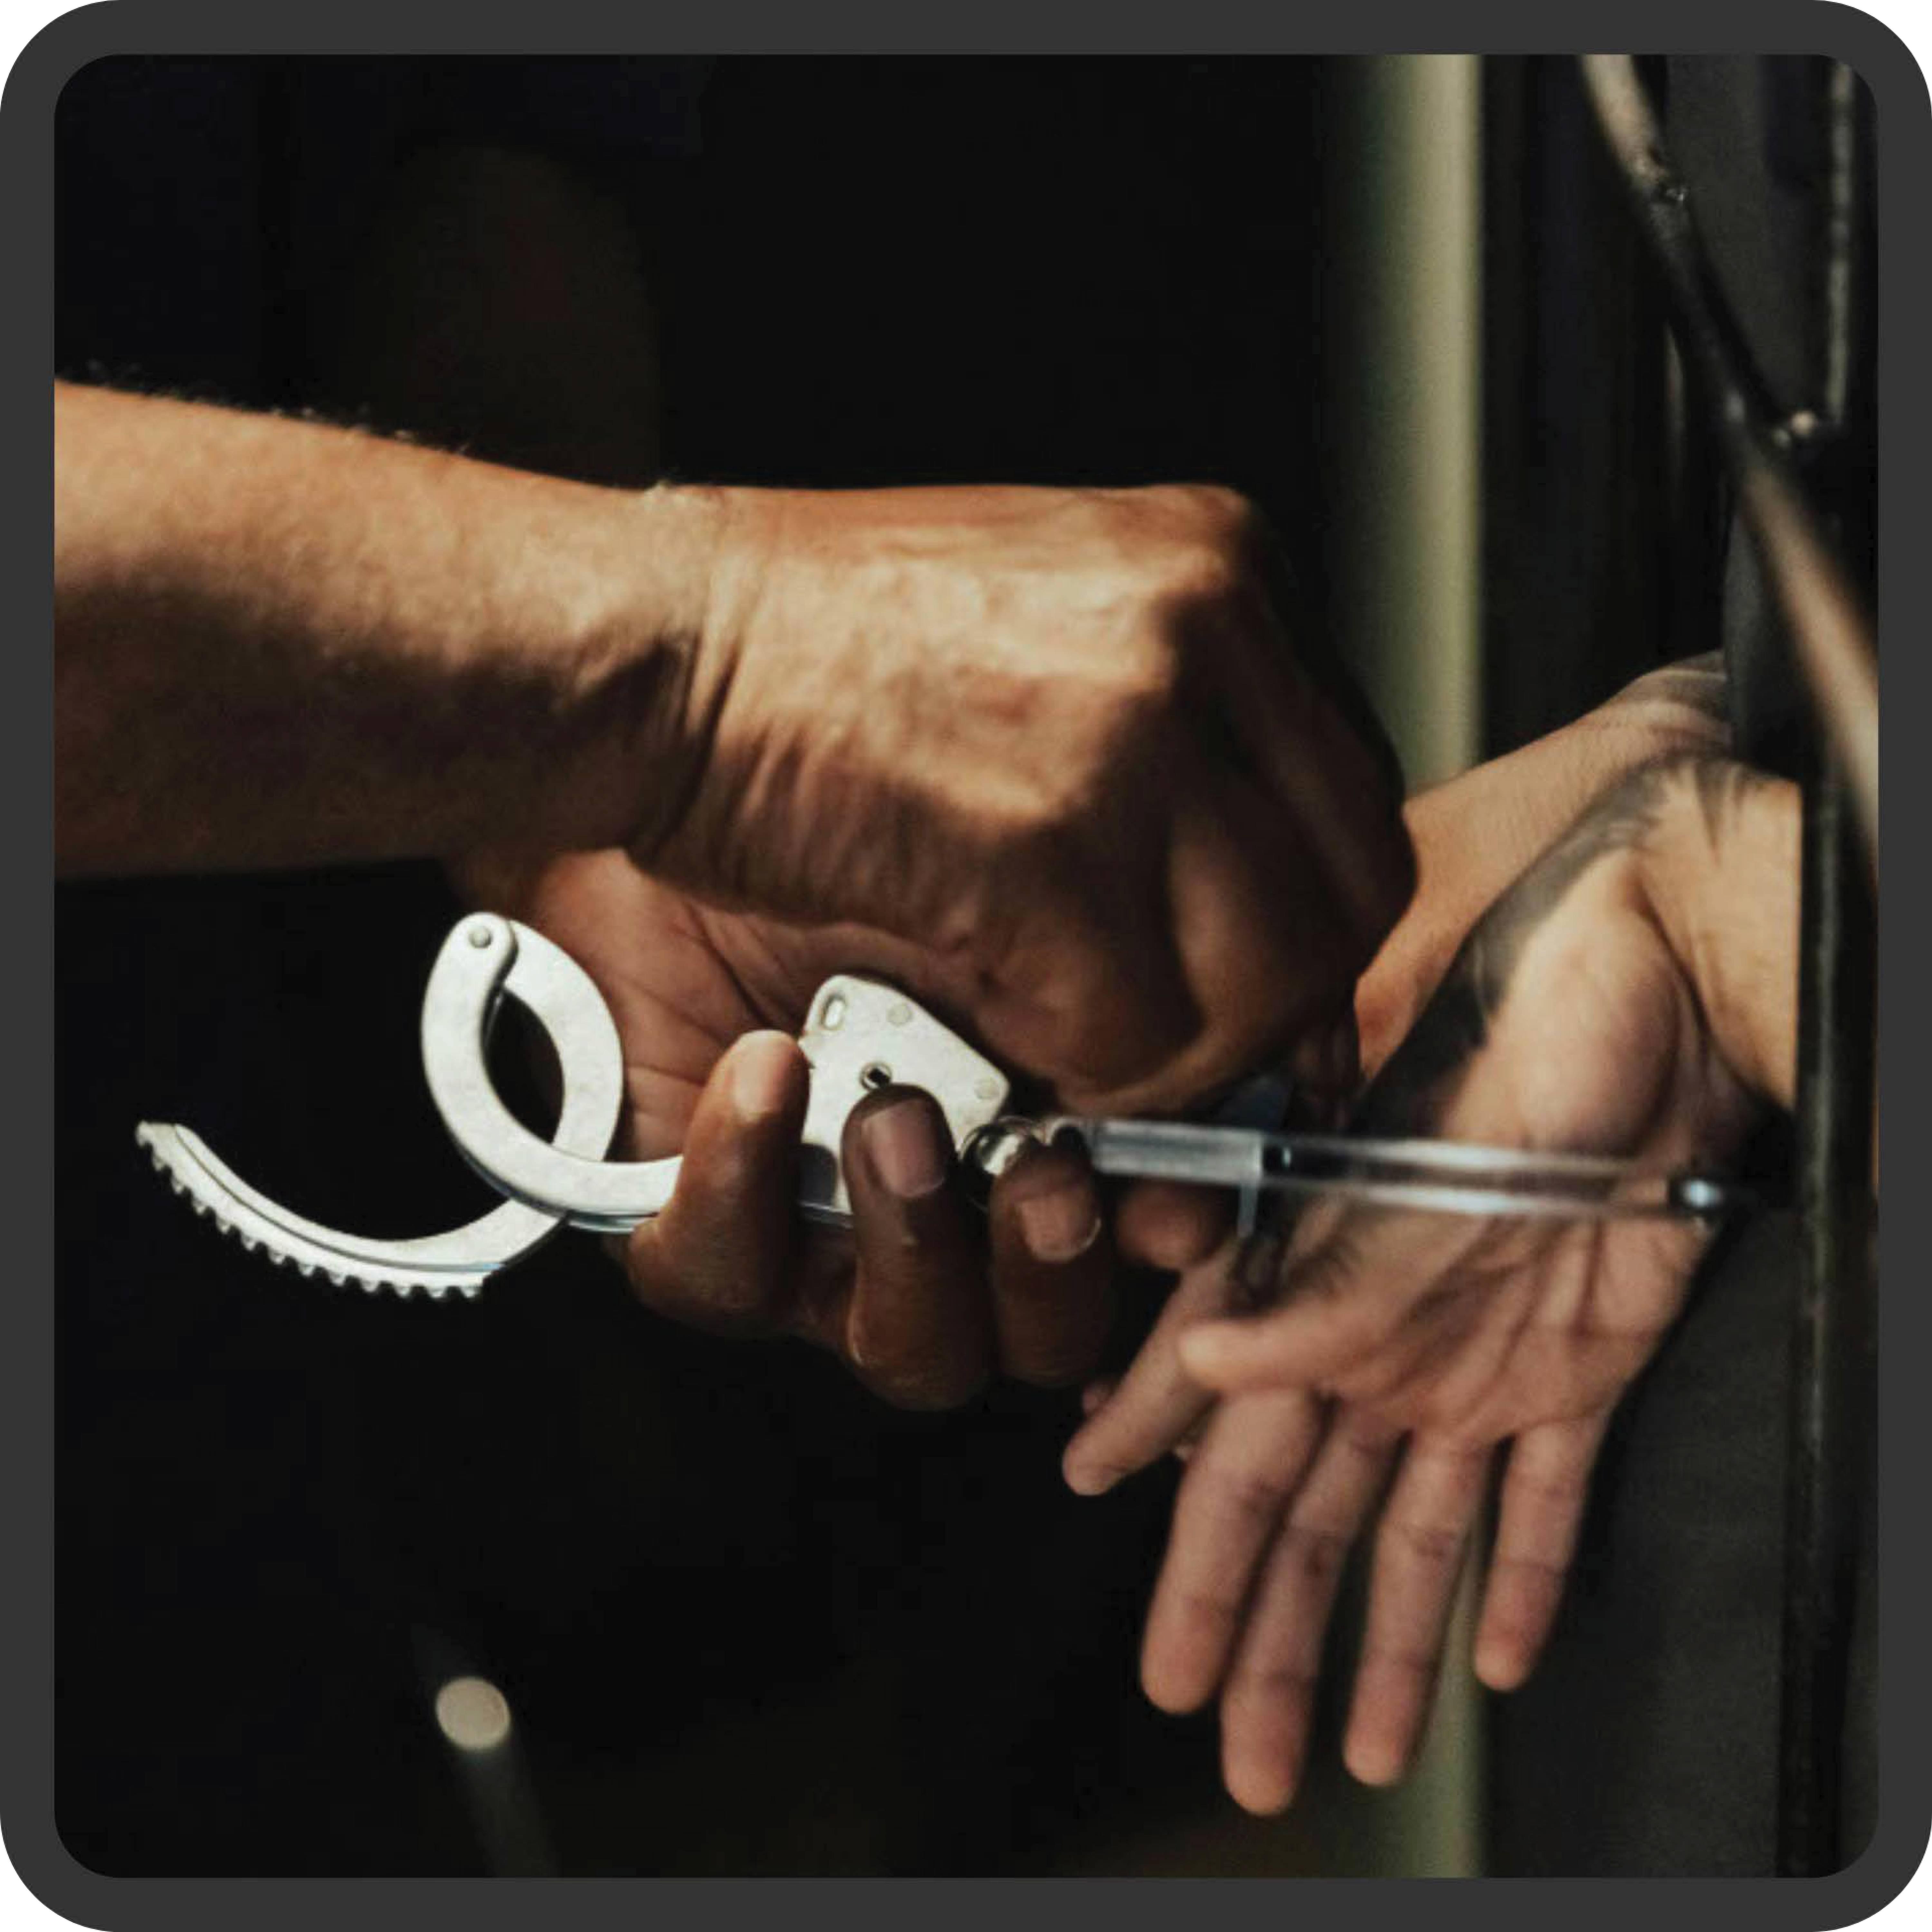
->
xmin=1353 ymin=698 xmax=1723 ymax=1075
xmin=554 ymin=479 xmax=738 ymax=853
xmin=1636 ymin=757 xmax=1801 ymax=1110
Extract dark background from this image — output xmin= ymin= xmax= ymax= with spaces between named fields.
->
xmin=58 ymin=53 xmax=1861 ymax=1880
xmin=55 ymin=57 xmax=1389 ymax=1877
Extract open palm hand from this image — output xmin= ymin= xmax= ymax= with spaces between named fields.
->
xmin=1069 ymin=756 xmax=1788 ymax=1810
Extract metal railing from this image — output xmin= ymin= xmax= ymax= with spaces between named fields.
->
xmin=1580 ymin=52 xmax=1879 ymax=1879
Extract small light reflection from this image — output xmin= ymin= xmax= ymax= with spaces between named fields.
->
xmin=434 ymin=1674 xmax=512 ymax=1754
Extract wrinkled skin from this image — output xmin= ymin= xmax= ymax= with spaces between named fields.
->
xmin=641 ymin=483 xmax=1413 ymax=1117
xmin=462 ymin=483 xmax=1414 ymax=1404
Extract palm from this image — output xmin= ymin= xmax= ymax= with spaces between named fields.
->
xmin=1121 ymin=764 xmax=1774 ymax=1808
xmin=1280 ymin=838 xmax=1755 ymax=1442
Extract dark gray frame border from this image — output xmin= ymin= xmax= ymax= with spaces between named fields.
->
xmin=11 ymin=3 xmax=1921 ymax=1926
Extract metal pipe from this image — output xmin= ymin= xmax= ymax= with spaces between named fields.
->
xmin=1780 ymin=764 xmax=1877 ymax=1874
xmin=1578 ymin=55 xmax=1878 ymax=861
xmin=1579 ymin=52 xmax=1878 ymax=1876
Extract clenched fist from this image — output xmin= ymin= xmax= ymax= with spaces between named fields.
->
xmin=632 ymin=482 xmax=1413 ymax=1114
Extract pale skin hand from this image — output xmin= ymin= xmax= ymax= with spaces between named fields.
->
xmin=1069 ymin=652 xmax=1739 ymax=1492
xmin=1073 ymin=750 xmax=1801 ymax=1814
xmin=1353 ymin=650 xmax=1731 ymax=1072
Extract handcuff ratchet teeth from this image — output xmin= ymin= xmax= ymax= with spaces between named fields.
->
xmin=138 ymin=914 xmax=1013 ymax=1298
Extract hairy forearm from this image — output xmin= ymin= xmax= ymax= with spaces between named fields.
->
xmin=55 ymin=381 xmax=722 ymax=873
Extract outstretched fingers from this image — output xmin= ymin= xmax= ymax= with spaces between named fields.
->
xmin=1216 ymin=1408 xmax=1400 ymax=1813
xmin=1343 ymin=1434 xmax=1492 ymax=1787
xmin=1474 ymin=1410 xmax=1609 ymax=1692
xmin=1140 ymin=1388 xmax=1327 ymax=1714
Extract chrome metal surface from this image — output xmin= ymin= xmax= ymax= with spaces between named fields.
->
xmin=1042 ymin=1116 xmax=1757 ymax=1221
xmin=427 ymin=925 xmax=1011 ymax=1233
xmin=794 ymin=975 xmax=1011 ymax=1224
xmin=136 ymin=918 xmax=626 ymax=1296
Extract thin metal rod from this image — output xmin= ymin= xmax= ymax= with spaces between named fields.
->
xmin=1578 ymin=55 xmax=1878 ymax=860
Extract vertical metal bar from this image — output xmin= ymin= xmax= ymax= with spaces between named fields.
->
xmin=1777 ymin=59 xmax=1878 ymax=1878
xmin=1779 ymin=764 xmax=1877 ymax=1874
xmin=1578 ymin=57 xmax=1878 ymax=849
xmin=1579 ymin=54 xmax=1879 ymax=1875
xmin=1329 ymin=54 xmax=1485 ymax=792
xmin=1326 ymin=55 xmax=1487 ymax=1875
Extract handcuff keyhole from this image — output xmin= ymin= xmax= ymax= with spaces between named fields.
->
xmin=860 ymin=1062 xmax=893 ymax=1091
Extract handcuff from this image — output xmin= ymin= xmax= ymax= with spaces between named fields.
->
xmin=138 ymin=913 xmax=1759 ymax=1300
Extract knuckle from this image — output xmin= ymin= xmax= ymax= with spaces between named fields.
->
xmin=1205 ymin=1465 xmax=1297 ymax=1527
xmin=1383 ymin=1515 xmax=1466 ymax=1570
xmin=1509 ymin=1469 xmax=1589 ymax=1517
xmin=1158 ymin=480 xmax=1260 ymax=545
xmin=1229 ymin=1657 xmax=1318 ymax=1701
xmin=626 ymin=1256 xmax=779 ymax=1337
xmin=1023 ymin=772 xmax=1115 ymax=855
xmin=1110 ymin=631 xmax=1188 ymax=716
xmin=848 ymin=1319 xmax=988 ymax=1410
xmin=1361 ymin=1638 xmax=1441 ymax=1680
xmin=1281 ymin=1522 xmax=1351 ymax=1587
xmin=1119 ymin=484 xmax=1266 ymax=610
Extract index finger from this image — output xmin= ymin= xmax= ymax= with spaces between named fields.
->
xmin=1062 ymin=1236 xmax=1256 ymax=1496
xmin=841 ymin=1084 xmax=993 ymax=1409
xmin=1140 ymin=1388 xmax=1326 ymax=1714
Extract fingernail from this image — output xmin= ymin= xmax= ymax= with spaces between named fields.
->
xmin=1345 ymin=1738 xmax=1408 ymax=1788
xmin=1064 ymin=1454 xmax=1120 ymax=1498
xmin=863 ymin=1096 xmax=948 ymax=1199
xmin=1475 ymin=1640 xmax=1528 ymax=1693
xmin=731 ymin=1031 xmax=798 ymax=1121
xmin=1017 ymin=1185 xmax=1102 ymax=1262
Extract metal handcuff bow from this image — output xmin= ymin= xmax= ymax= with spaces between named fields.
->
xmin=138 ymin=914 xmax=1757 ymax=1300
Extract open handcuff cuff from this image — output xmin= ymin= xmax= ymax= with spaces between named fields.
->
xmin=138 ymin=914 xmax=1760 ymax=1300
